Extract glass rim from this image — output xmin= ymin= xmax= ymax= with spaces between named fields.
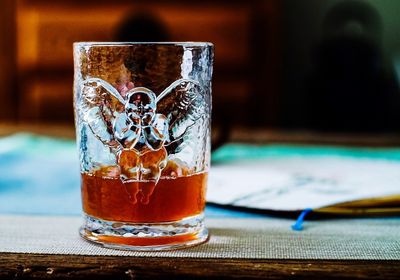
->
xmin=73 ymin=41 xmax=213 ymax=48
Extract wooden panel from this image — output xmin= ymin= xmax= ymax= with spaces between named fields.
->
xmin=15 ymin=0 xmax=278 ymax=125
xmin=19 ymin=76 xmax=73 ymax=122
xmin=0 ymin=0 xmax=17 ymax=120
xmin=16 ymin=3 xmax=127 ymax=70
xmin=16 ymin=1 xmax=251 ymax=70
xmin=153 ymin=4 xmax=251 ymax=67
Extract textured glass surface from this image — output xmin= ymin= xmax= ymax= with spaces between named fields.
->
xmin=74 ymin=43 xmax=213 ymax=183
xmin=73 ymin=42 xmax=213 ymax=250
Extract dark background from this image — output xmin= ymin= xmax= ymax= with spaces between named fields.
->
xmin=1 ymin=0 xmax=400 ymax=133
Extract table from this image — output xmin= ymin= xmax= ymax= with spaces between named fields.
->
xmin=1 ymin=215 xmax=399 ymax=279
xmin=1 ymin=124 xmax=400 ymax=279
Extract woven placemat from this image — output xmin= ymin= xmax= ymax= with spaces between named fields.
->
xmin=0 ymin=215 xmax=399 ymax=260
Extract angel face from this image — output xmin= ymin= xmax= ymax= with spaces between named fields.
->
xmin=125 ymin=88 xmax=157 ymax=125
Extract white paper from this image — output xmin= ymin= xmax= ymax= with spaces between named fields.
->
xmin=207 ymin=156 xmax=400 ymax=211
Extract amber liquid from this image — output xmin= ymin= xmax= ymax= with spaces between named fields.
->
xmin=81 ymin=172 xmax=207 ymax=223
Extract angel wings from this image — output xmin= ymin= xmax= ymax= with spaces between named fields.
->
xmin=79 ymin=77 xmax=207 ymax=155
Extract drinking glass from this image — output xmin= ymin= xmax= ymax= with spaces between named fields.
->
xmin=73 ymin=42 xmax=213 ymax=250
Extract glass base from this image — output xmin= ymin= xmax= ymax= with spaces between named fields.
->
xmin=79 ymin=213 xmax=209 ymax=251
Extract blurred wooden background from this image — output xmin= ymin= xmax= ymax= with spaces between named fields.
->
xmin=2 ymin=0 xmax=400 ymax=133
xmin=0 ymin=0 xmax=281 ymax=126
